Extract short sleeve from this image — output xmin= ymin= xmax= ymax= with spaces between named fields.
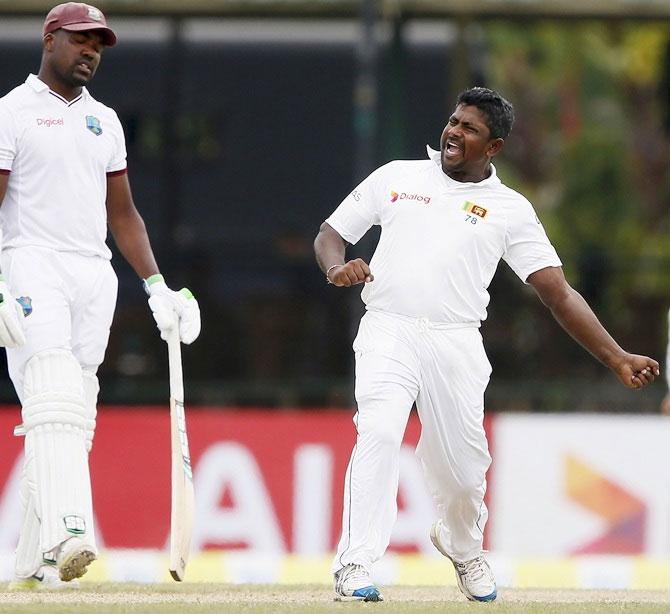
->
xmin=325 ymin=163 xmax=390 ymax=245
xmin=106 ymin=110 xmax=127 ymax=174
xmin=0 ymin=103 xmax=17 ymax=171
xmin=503 ymin=198 xmax=562 ymax=282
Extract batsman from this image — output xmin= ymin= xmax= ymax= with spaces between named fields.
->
xmin=0 ymin=3 xmax=200 ymax=588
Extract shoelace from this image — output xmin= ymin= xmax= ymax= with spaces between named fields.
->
xmin=455 ymin=556 xmax=487 ymax=582
xmin=339 ymin=564 xmax=371 ymax=589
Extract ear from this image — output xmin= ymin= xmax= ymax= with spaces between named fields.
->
xmin=43 ymin=33 xmax=55 ymax=51
xmin=486 ymin=137 xmax=505 ymax=159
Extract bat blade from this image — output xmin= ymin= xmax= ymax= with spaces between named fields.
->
xmin=167 ymin=327 xmax=195 ymax=581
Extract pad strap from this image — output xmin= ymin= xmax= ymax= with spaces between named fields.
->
xmin=81 ymin=370 xmax=99 ymax=453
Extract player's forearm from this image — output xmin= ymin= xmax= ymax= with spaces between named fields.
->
xmin=109 ymin=211 xmax=159 ymax=280
xmin=314 ymin=222 xmax=347 ymax=273
xmin=547 ymin=286 xmax=626 ymax=370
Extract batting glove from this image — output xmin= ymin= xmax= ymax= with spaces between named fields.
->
xmin=0 ymin=275 xmax=26 ymax=348
xmin=144 ymin=274 xmax=201 ymax=344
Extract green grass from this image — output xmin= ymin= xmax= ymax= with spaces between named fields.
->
xmin=0 ymin=583 xmax=669 ymax=613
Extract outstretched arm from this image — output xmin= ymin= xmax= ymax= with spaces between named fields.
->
xmin=527 ymin=266 xmax=659 ymax=389
xmin=661 ymin=310 xmax=670 ymax=414
xmin=313 ymin=222 xmax=373 ymax=286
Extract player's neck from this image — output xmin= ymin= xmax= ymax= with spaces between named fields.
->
xmin=445 ymin=165 xmax=492 ymax=184
xmin=37 ymin=69 xmax=83 ymax=102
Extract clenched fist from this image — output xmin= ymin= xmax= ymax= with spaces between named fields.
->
xmin=326 ymin=259 xmax=374 ymax=287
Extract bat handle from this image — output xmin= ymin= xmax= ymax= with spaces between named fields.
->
xmin=166 ymin=317 xmax=184 ymax=400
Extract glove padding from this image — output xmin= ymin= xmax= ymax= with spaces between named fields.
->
xmin=146 ymin=280 xmax=201 ymax=344
xmin=0 ymin=280 xmax=26 ymax=348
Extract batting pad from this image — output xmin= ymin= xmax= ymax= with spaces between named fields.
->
xmin=81 ymin=370 xmax=99 ymax=453
xmin=21 ymin=350 xmax=96 ymax=554
xmin=13 ymin=462 xmax=42 ymax=578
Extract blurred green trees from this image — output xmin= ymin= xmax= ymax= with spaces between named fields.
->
xmin=477 ymin=21 xmax=670 ymax=408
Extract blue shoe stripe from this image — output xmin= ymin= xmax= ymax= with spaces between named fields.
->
xmin=472 ymin=588 xmax=497 ymax=602
xmin=352 ymin=586 xmax=382 ymax=601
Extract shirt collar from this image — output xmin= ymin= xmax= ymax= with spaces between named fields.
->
xmin=426 ymin=144 xmax=501 ymax=187
xmin=26 ymin=74 xmax=48 ymax=93
xmin=26 ymin=74 xmax=89 ymax=101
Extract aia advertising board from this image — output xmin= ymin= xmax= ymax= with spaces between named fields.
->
xmin=0 ymin=407 xmax=486 ymax=555
xmin=1 ymin=408 xmax=667 ymax=557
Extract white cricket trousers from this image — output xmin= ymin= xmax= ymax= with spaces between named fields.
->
xmin=332 ymin=310 xmax=492 ymax=573
xmin=2 ymin=247 xmax=118 ymax=396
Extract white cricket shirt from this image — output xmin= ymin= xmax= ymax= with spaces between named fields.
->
xmin=326 ymin=146 xmax=562 ymax=324
xmin=0 ymin=74 xmax=127 ymax=259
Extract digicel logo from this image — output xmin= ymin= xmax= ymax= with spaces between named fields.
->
xmin=36 ymin=118 xmax=64 ymax=127
xmin=390 ymin=190 xmax=431 ymax=204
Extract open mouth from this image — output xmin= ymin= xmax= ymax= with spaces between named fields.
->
xmin=444 ymin=140 xmax=463 ymax=158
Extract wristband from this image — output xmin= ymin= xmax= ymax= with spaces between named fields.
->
xmin=142 ymin=273 xmax=164 ymax=295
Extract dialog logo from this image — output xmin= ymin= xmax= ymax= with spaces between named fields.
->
xmin=390 ymin=190 xmax=431 ymax=204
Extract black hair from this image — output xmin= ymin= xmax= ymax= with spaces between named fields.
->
xmin=456 ymin=87 xmax=515 ymax=140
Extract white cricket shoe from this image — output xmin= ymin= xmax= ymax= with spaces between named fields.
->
xmin=8 ymin=564 xmax=80 ymax=591
xmin=333 ymin=564 xmax=383 ymax=602
xmin=430 ymin=521 xmax=497 ymax=602
xmin=55 ymin=536 xmax=96 ymax=581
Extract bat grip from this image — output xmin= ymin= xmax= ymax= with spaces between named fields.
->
xmin=166 ymin=317 xmax=184 ymax=400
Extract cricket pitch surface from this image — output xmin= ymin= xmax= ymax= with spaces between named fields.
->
xmin=1 ymin=584 xmax=670 ymax=613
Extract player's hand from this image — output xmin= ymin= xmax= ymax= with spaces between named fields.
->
xmin=144 ymin=275 xmax=201 ymax=344
xmin=0 ymin=276 xmax=26 ymax=348
xmin=613 ymin=353 xmax=659 ymax=389
xmin=326 ymin=259 xmax=374 ymax=287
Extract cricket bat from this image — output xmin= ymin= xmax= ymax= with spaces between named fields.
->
xmin=167 ymin=323 xmax=195 ymax=581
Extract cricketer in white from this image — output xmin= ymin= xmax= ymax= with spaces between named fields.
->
xmin=0 ymin=2 xmax=200 ymax=589
xmin=314 ymin=87 xmax=660 ymax=603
